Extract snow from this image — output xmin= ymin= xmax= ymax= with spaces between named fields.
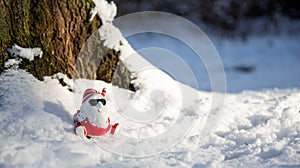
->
xmin=1 ymin=68 xmax=300 ymax=167
xmin=1 ymin=0 xmax=300 ymax=167
xmin=50 ymin=73 xmax=74 ymax=91
xmin=4 ymin=59 xmax=21 ymax=68
xmin=126 ymin=33 xmax=300 ymax=93
xmin=214 ymin=35 xmax=300 ymax=93
xmin=90 ymin=0 xmax=117 ymax=23
xmin=98 ymin=23 xmax=123 ymax=49
xmin=7 ymin=44 xmax=43 ymax=61
xmin=97 ymin=19 xmax=136 ymax=62
xmin=94 ymin=0 xmax=136 ymax=61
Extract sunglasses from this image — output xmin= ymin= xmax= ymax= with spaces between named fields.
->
xmin=89 ymin=99 xmax=106 ymax=106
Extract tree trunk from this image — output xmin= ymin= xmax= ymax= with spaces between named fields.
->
xmin=0 ymin=0 xmax=134 ymax=91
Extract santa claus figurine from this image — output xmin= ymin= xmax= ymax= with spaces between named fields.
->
xmin=74 ymin=88 xmax=120 ymax=138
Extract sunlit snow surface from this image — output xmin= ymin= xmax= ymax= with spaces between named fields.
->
xmin=127 ymin=34 xmax=300 ymax=93
xmin=0 ymin=62 xmax=300 ymax=167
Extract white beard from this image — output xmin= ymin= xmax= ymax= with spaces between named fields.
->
xmin=79 ymin=98 xmax=109 ymax=128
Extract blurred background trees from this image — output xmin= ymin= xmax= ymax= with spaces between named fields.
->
xmin=115 ymin=0 xmax=300 ymax=37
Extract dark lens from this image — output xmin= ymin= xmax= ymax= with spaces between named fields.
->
xmin=89 ymin=99 xmax=98 ymax=106
xmin=89 ymin=99 xmax=106 ymax=106
xmin=100 ymin=99 xmax=106 ymax=106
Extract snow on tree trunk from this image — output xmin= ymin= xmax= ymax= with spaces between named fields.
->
xmin=0 ymin=0 xmax=134 ymax=91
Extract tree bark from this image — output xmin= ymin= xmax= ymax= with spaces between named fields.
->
xmin=0 ymin=0 xmax=134 ymax=91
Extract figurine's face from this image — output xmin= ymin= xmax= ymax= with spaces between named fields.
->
xmin=88 ymin=97 xmax=106 ymax=109
xmin=79 ymin=94 xmax=109 ymax=128
xmin=84 ymin=94 xmax=106 ymax=113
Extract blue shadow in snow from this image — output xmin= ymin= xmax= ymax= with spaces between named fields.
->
xmin=43 ymin=101 xmax=74 ymax=126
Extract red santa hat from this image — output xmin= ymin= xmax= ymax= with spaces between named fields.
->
xmin=82 ymin=88 xmax=106 ymax=104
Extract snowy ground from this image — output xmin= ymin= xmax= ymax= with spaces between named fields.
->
xmin=1 ymin=33 xmax=300 ymax=167
xmin=1 ymin=64 xmax=300 ymax=167
xmin=127 ymin=33 xmax=300 ymax=93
